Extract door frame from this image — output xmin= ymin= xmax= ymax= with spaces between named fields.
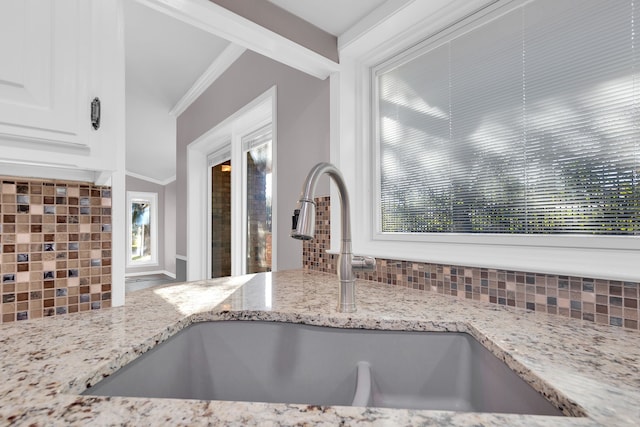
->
xmin=186 ymin=86 xmax=277 ymax=281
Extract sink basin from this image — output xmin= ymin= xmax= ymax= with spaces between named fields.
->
xmin=83 ymin=321 xmax=563 ymax=415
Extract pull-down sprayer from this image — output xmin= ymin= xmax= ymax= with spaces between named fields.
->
xmin=291 ymin=162 xmax=376 ymax=313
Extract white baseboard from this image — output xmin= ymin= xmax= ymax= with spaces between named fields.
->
xmin=125 ymin=270 xmax=176 ymax=278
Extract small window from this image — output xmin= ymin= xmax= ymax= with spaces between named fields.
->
xmin=127 ymin=191 xmax=158 ymax=267
xmin=374 ymin=0 xmax=639 ymax=237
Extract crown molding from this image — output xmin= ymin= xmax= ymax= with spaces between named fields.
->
xmin=126 ymin=170 xmax=176 ymax=186
xmin=169 ymin=43 xmax=246 ymax=117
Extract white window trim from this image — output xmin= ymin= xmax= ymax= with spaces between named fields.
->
xmin=334 ymin=0 xmax=640 ymax=282
xmin=126 ymin=191 xmax=159 ymax=268
xmin=187 ymin=86 xmax=277 ymax=281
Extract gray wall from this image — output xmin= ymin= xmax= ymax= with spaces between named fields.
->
xmin=164 ymin=180 xmax=177 ymax=275
xmin=176 ymin=50 xmax=330 ymax=271
xmin=125 ymin=175 xmax=166 ymax=275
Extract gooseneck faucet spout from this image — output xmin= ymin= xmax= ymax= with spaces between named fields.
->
xmin=291 ymin=162 xmax=375 ymax=313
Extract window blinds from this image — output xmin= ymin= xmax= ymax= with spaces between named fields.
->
xmin=377 ymin=0 xmax=639 ymax=235
xmin=242 ymin=125 xmax=272 ymax=152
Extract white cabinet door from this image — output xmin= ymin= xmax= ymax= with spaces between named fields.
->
xmin=0 ymin=0 xmax=124 ymax=183
xmin=0 ymin=0 xmax=90 ymax=148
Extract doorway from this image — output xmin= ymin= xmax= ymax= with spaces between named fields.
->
xmin=210 ymin=159 xmax=232 ymax=278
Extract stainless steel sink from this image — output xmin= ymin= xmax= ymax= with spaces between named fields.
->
xmin=83 ymin=321 xmax=563 ymax=415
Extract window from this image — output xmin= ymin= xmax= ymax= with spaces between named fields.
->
xmin=374 ymin=0 xmax=639 ymax=237
xmin=334 ymin=0 xmax=639 ymax=281
xmin=127 ymin=191 xmax=158 ymax=267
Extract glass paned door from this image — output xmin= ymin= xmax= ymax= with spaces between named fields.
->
xmin=210 ymin=159 xmax=232 ymax=278
xmin=243 ymin=126 xmax=272 ymax=273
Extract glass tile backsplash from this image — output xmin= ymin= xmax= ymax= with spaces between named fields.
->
xmin=0 ymin=177 xmax=112 ymax=323
xmin=303 ymin=197 xmax=639 ymax=331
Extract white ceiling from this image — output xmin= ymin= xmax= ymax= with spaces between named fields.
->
xmin=125 ymin=1 xmax=230 ymax=106
xmin=124 ymin=0 xmax=229 ymax=183
xmin=124 ymin=0 xmax=401 ymax=183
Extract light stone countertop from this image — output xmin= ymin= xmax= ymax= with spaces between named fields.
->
xmin=0 ymin=269 xmax=638 ymax=426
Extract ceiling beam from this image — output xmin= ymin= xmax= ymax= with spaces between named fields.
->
xmin=136 ymin=0 xmax=339 ymax=80
xmin=210 ymin=0 xmax=337 ymax=62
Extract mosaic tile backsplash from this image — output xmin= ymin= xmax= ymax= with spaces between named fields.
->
xmin=0 ymin=177 xmax=112 ymax=323
xmin=303 ymin=196 xmax=640 ymax=331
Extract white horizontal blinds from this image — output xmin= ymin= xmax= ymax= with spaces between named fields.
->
xmin=524 ymin=0 xmax=637 ymax=234
xmin=207 ymin=145 xmax=231 ymax=167
xmin=379 ymin=44 xmax=452 ymax=232
xmin=376 ymin=0 xmax=639 ymax=235
xmin=450 ymin=8 xmax=525 ymax=233
xmin=242 ymin=125 xmax=272 ymax=152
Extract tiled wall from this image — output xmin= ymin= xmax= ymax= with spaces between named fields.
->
xmin=303 ymin=196 xmax=640 ymax=331
xmin=0 ymin=177 xmax=112 ymax=323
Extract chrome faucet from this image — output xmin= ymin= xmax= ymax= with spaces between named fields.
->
xmin=291 ymin=162 xmax=376 ymax=313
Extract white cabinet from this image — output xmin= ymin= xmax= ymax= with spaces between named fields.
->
xmin=0 ymin=0 xmax=124 ymax=183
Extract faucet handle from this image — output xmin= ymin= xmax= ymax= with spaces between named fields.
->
xmin=352 ymin=255 xmax=376 ymax=271
xmin=291 ymin=209 xmax=300 ymax=231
